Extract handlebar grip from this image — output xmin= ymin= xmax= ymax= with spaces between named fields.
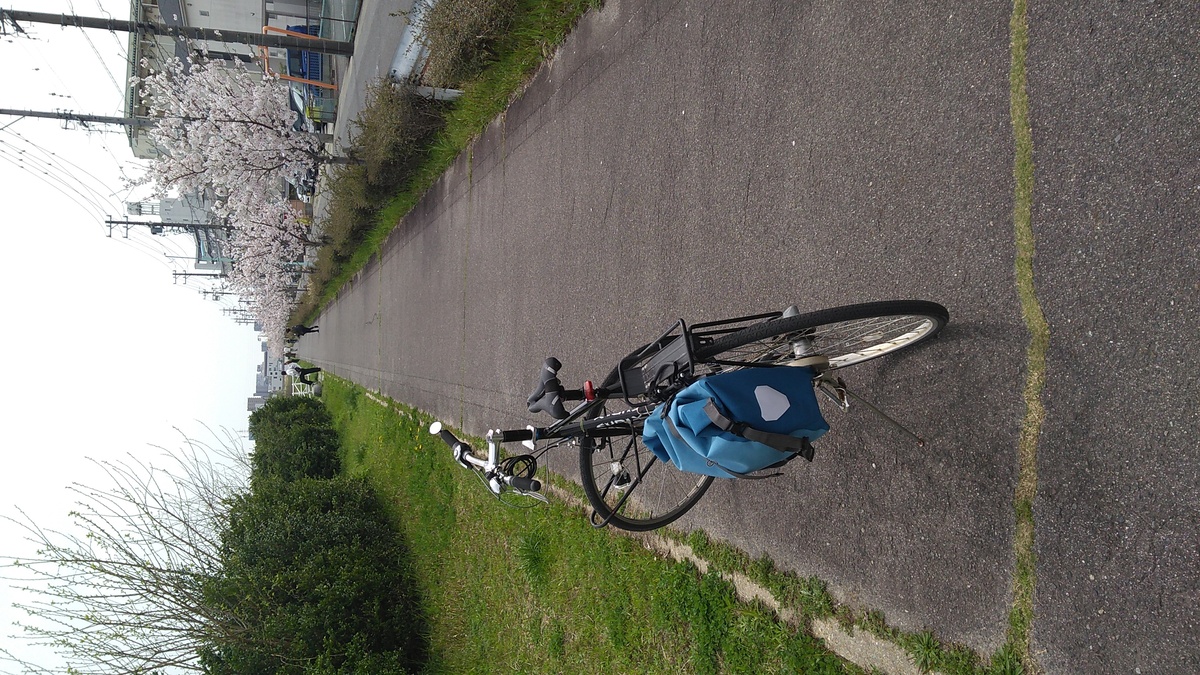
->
xmin=540 ymin=357 xmax=562 ymax=383
xmin=509 ymin=476 xmax=542 ymax=492
xmin=491 ymin=428 xmax=534 ymax=442
xmin=527 ymin=358 xmax=569 ymax=419
xmin=429 ymin=422 xmax=465 ymax=451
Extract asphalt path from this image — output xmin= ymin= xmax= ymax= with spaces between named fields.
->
xmin=296 ymin=0 xmax=1198 ymax=669
xmin=1026 ymin=3 xmax=1199 ymax=672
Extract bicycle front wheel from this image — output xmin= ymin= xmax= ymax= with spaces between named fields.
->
xmin=578 ymin=418 xmax=713 ymax=532
xmin=693 ymin=300 xmax=948 ymax=372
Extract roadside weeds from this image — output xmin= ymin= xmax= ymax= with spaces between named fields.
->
xmin=1007 ymin=0 xmax=1047 ymax=672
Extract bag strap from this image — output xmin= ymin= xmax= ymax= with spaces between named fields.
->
xmin=702 ymin=399 xmax=815 ymax=462
xmin=662 ymin=414 xmax=780 ymax=479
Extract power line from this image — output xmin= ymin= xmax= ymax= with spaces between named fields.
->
xmin=89 ymin=1 xmax=134 ymax=71
xmin=0 ymin=126 xmax=156 ymax=246
xmin=0 ymin=137 xmax=125 ymax=224
xmin=10 ymin=28 xmax=75 ymax=101
xmin=0 ymin=153 xmax=204 ymax=275
xmin=66 ymin=0 xmax=124 ymax=98
xmin=1 ymin=128 xmax=128 ymax=206
xmin=0 ymin=147 xmax=111 ymax=221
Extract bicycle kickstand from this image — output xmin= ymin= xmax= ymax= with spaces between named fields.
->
xmin=815 ymin=373 xmax=926 ymax=447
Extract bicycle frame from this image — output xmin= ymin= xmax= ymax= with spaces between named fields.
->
xmin=462 ymin=311 xmax=795 ymax=504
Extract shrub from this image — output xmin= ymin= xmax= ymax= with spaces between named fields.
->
xmin=201 ymin=477 xmax=427 ymax=674
xmin=248 ymin=397 xmax=341 ymax=483
xmin=350 ymin=82 xmax=446 ymax=186
xmin=418 ymin=0 xmax=517 ymax=87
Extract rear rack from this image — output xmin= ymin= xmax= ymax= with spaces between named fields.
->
xmin=617 ymin=319 xmax=693 ymax=405
xmin=614 ymin=311 xmax=785 ymax=406
xmin=688 ymin=310 xmax=782 ymax=348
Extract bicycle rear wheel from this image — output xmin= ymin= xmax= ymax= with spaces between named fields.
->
xmin=578 ymin=413 xmax=713 ymax=532
xmin=693 ymin=300 xmax=948 ymax=372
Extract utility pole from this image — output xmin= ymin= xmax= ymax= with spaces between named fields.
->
xmin=106 ymin=217 xmax=231 ymax=237
xmin=0 ymin=108 xmax=153 ymax=128
xmin=173 ymin=270 xmax=225 ymax=283
xmin=203 ymin=289 xmax=235 ymax=300
xmin=1 ymin=106 xmax=338 ymax=142
xmin=0 ymin=9 xmax=354 ymax=56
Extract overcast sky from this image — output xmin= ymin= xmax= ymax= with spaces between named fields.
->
xmin=0 ymin=1 xmax=264 ymax=669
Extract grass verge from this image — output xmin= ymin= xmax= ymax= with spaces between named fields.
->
xmin=321 ymin=374 xmax=1034 ymax=674
xmin=296 ymin=0 xmax=602 ymax=322
xmin=320 ymin=374 xmax=862 ymax=674
xmin=1007 ymin=0 xmax=1046 ymax=672
xmin=682 ymin=530 xmax=1023 ymax=675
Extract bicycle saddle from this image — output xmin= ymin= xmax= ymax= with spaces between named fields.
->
xmin=527 ymin=357 xmax=569 ymax=419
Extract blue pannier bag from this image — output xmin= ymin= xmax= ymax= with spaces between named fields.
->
xmin=643 ymin=366 xmax=829 ymax=478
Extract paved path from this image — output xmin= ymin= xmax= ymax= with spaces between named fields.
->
xmin=1026 ymin=3 xmax=1198 ymax=672
xmin=297 ymin=1 xmax=1199 ymax=671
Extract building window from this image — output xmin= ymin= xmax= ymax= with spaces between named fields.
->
xmin=199 ymin=9 xmax=210 ymax=16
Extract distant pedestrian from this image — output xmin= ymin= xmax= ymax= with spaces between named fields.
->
xmin=285 ymin=362 xmax=321 ymax=385
xmin=289 ymin=323 xmax=319 ymax=336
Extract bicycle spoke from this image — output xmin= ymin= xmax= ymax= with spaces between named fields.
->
xmin=579 ymin=415 xmax=712 ymax=531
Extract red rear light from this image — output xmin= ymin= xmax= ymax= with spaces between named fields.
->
xmin=583 ymin=380 xmax=596 ymax=401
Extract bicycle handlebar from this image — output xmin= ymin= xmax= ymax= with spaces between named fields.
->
xmin=527 ymin=357 xmax=569 ymax=419
xmin=429 ymin=422 xmax=545 ymax=499
xmin=490 ymin=428 xmax=534 ymax=442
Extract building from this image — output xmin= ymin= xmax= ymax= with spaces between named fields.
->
xmin=127 ymin=194 xmax=233 ymax=273
xmin=247 ymin=342 xmax=284 ymax=411
xmin=123 ymin=0 xmax=331 ymax=159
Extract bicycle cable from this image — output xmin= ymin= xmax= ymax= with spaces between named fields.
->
xmin=497 ymin=454 xmax=538 ymax=481
xmin=466 ymin=454 xmax=544 ymax=509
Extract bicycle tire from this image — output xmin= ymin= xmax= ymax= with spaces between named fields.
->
xmin=578 ymin=416 xmax=713 ymax=532
xmin=693 ymin=300 xmax=948 ymax=372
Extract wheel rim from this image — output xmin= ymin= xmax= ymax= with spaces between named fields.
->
xmin=703 ymin=313 xmax=941 ymax=370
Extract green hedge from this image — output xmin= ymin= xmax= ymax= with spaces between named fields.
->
xmin=201 ymin=477 xmax=427 ymax=674
xmin=248 ymin=397 xmax=341 ymax=483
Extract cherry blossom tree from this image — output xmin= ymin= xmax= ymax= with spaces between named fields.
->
xmin=136 ymin=55 xmax=322 ymax=211
xmin=229 ymin=192 xmax=326 ymax=250
xmin=136 ymin=55 xmax=334 ymax=348
xmin=215 ymin=194 xmax=319 ymax=351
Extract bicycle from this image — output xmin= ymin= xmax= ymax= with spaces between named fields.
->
xmin=429 ymin=300 xmax=949 ymax=531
